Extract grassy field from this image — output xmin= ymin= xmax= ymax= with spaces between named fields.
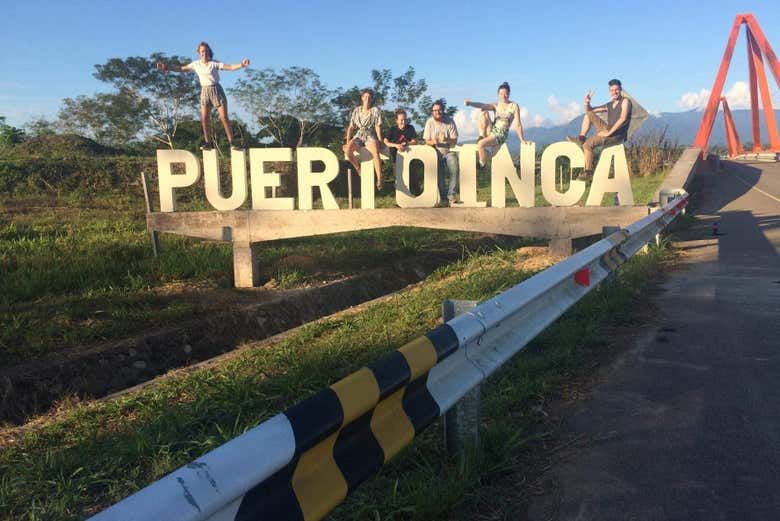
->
xmin=0 ymin=150 xmax=678 ymax=519
xmin=0 ymin=240 xmax=675 ymax=520
xmin=0 ymin=169 xmax=667 ymax=367
xmin=1 ymin=194 xmax=524 ymax=365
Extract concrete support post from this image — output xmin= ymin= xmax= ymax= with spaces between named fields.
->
xmin=233 ymin=241 xmax=259 ymax=288
xmin=548 ymin=237 xmax=573 ymax=257
xmin=442 ymin=299 xmax=481 ymax=456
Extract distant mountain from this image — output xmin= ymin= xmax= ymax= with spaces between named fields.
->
xmin=502 ymin=109 xmax=780 ymax=151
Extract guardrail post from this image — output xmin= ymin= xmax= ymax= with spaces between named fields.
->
xmin=602 ymin=226 xmax=621 ymax=279
xmin=659 ymin=188 xmax=677 ymax=207
xmin=141 ymin=171 xmax=160 ymax=258
xmin=442 ymin=299 xmax=481 ymax=456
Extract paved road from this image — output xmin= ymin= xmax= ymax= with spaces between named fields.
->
xmin=527 ymin=160 xmax=780 ymax=521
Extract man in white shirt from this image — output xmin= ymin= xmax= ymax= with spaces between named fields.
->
xmin=423 ymin=100 xmax=460 ymax=206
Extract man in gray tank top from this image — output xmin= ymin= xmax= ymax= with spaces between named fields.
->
xmin=567 ymin=78 xmax=632 ymax=180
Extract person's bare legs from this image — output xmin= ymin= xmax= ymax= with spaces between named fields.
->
xmin=478 ymin=109 xmax=492 ymax=138
xmin=200 ymin=105 xmax=211 ymax=144
xmin=365 ymin=139 xmax=383 ymax=189
xmin=216 ymin=104 xmax=235 ymax=144
xmin=343 ymin=141 xmax=362 ymax=173
xmin=477 ymin=135 xmax=498 ymax=166
xmin=476 ymin=110 xmax=495 ymax=166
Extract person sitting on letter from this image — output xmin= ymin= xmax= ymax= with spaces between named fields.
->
xmin=464 ymin=81 xmax=529 ymax=168
xmin=567 ymin=78 xmax=632 ymax=181
xmin=343 ymin=88 xmax=385 ymax=191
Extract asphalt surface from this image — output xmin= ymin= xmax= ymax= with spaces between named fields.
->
xmin=527 ymin=160 xmax=780 ymax=521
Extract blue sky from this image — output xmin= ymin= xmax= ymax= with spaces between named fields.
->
xmin=2 ymin=0 xmax=779 ymax=139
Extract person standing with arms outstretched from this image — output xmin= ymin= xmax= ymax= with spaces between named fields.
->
xmin=464 ymin=81 xmax=529 ymax=167
xmin=156 ymin=42 xmax=249 ymax=151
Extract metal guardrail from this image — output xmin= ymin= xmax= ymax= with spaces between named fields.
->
xmin=89 ymin=193 xmax=690 ymax=521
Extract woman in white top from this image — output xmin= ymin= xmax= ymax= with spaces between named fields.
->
xmin=343 ymin=89 xmax=385 ymax=190
xmin=464 ymin=82 xmax=529 ymax=167
xmin=157 ymin=42 xmax=249 ymax=151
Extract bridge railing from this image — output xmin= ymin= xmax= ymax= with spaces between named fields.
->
xmin=90 ymin=155 xmax=696 ymax=521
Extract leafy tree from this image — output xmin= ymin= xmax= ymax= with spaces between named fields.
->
xmin=230 ymin=66 xmax=335 ymax=147
xmin=0 ymin=116 xmax=26 ymax=148
xmin=58 ymin=90 xmax=149 ymax=147
xmin=93 ymin=53 xmax=199 ymax=148
xmin=25 ymin=116 xmax=57 ymax=137
xmin=331 ymin=67 xmax=445 ymax=129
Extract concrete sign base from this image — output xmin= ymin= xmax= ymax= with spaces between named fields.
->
xmin=147 ymin=205 xmax=649 ymax=287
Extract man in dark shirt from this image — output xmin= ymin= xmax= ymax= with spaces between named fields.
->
xmin=384 ymin=108 xmax=418 ymax=163
xmin=567 ymin=78 xmax=632 ymax=180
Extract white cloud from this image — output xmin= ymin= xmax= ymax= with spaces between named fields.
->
xmin=546 ymin=95 xmax=582 ymax=123
xmin=531 ymin=114 xmax=553 ymax=128
xmin=677 ymin=88 xmax=711 ymax=110
xmin=454 ymin=105 xmax=551 ymax=138
xmin=724 ymin=81 xmax=750 ymax=108
xmin=676 ymin=81 xmax=778 ymax=111
xmin=453 ymin=108 xmax=482 ymax=140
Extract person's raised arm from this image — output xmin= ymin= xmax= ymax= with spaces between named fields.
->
xmin=584 ymin=90 xmax=607 ymax=113
xmin=221 ymin=59 xmax=251 ymax=72
xmin=156 ymin=61 xmax=192 ymax=73
xmin=464 ymin=99 xmax=496 ymax=111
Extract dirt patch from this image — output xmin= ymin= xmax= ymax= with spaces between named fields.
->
xmin=0 ymin=248 xmax=469 ymax=426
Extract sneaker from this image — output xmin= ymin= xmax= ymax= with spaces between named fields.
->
xmin=200 ymin=141 xmax=214 ymax=151
xmin=579 ymin=169 xmax=594 ymax=181
xmin=447 ymin=195 xmax=463 ymax=205
xmin=230 ymin=142 xmax=245 ymax=152
xmin=566 ymin=135 xmax=585 ymax=146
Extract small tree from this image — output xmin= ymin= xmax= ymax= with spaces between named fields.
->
xmin=93 ymin=53 xmax=199 ymax=148
xmin=332 ymin=67 xmax=443 ymax=129
xmin=231 ymin=66 xmax=335 ymax=147
xmin=0 ymin=116 xmax=25 ymax=148
xmin=58 ymin=90 xmax=149 ymax=147
xmin=25 ymin=116 xmax=57 ymax=137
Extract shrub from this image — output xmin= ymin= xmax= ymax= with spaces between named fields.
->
xmin=626 ymin=127 xmax=682 ymax=177
xmin=0 ymin=156 xmax=155 ymax=197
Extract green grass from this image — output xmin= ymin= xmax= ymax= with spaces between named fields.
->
xmin=0 ymin=161 xmax=668 ymax=364
xmin=332 ymin=244 xmax=673 ymax=521
xmin=0 ymin=239 xmax=674 ymax=520
xmin=0 ymin=194 xmax=532 ymax=365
